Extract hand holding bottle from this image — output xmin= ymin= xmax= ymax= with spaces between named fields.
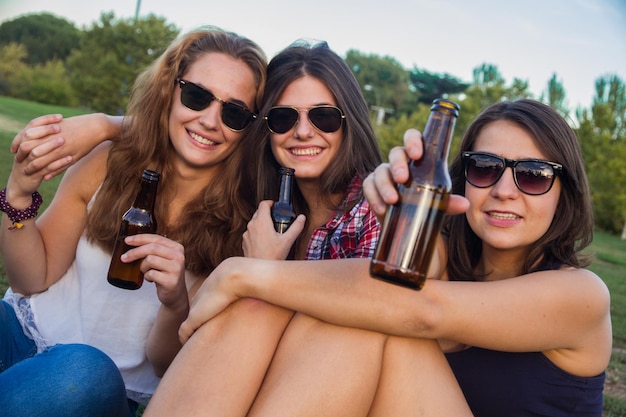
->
xmin=242 ymin=200 xmax=305 ymax=259
xmin=363 ymin=128 xmax=469 ymax=219
xmin=369 ymin=99 xmax=462 ymax=289
xmin=119 ymin=233 xmax=187 ymax=310
xmin=108 ymin=169 xmax=159 ymax=289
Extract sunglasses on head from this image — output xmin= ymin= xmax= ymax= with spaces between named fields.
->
xmin=264 ymin=105 xmax=345 ymax=134
xmin=176 ymin=78 xmax=256 ymax=131
xmin=462 ymin=151 xmax=563 ymax=196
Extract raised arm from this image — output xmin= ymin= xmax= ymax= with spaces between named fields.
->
xmin=0 ymin=143 xmax=110 ymax=295
xmin=11 ymin=113 xmax=123 ymax=180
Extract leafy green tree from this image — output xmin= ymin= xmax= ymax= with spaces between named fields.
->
xmin=408 ymin=67 xmax=469 ymax=105
xmin=576 ymin=74 xmax=626 ymax=236
xmin=26 ymin=60 xmax=79 ymax=107
xmin=0 ymin=43 xmax=29 ymax=96
xmin=540 ymin=73 xmax=569 ymax=119
xmin=66 ymin=12 xmax=179 ymax=114
xmin=345 ymin=50 xmax=414 ymax=120
xmin=376 ymin=63 xmax=535 ymax=164
xmin=0 ymin=13 xmax=80 ymax=65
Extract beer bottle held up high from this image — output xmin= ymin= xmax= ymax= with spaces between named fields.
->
xmin=370 ymin=99 xmax=460 ymax=290
xmin=272 ymin=167 xmax=296 ymax=233
xmin=107 ymin=169 xmax=160 ymax=290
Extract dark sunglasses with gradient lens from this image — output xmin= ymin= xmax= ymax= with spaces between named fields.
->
xmin=462 ymin=151 xmax=563 ymax=196
xmin=264 ymin=105 xmax=345 ymax=134
xmin=176 ymin=78 xmax=256 ymax=131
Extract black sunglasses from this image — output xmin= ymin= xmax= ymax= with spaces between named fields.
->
xmin=176 ymin=78 xmax=256 ymax=131
xmin=462 ymin=151 xmax=563 ymax=196
xmin=264 ymin=105 xmax=345 ymax=134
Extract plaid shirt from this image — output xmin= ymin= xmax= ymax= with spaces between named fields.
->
xmin=305 ymin=177 xmax=380 ymax=260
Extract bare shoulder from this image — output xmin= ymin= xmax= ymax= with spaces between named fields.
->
xmin=60 ymin=141 xmax=111 ymax=202
xmin=529 ymin=267 xmax=611 ymax=322
xmin=543 ymin=267 xmax=612 ymax=376
xmin=557 ymin=267 xmax=610 ymax=309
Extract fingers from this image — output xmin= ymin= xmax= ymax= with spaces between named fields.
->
xmin=447 ymin=195 xmax=470 ymax=215
xmin=386 ymin=129 xmax=424 ymax=184
xmin=363 ymin=163 xmax=396 ymax=216
xmin=402 ymin=128 xmax=424 ymax=160
xmin=178 ymin=319 xmax=195 ymax=344
xmin=12 ymin=120 xmax=75 ymax=180
xmin=20 ymin=140 xmax=74 ymax=177
xmin=122 ymin=234 xmax=184 ymax=266
xmin=365 ymin=128 xmax=468 ymax=220
xmin=284 ymin=214 xmax=306 ymax=238
xmin=243 ymin=200 xmax=300 ymax=259
xmin=11 ymin=114 xmax=63 ymax=154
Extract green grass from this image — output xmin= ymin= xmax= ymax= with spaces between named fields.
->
xmin=0 ymin=96 xmax=90 ymax=126
xmin=0 ymin=96 xmax=624 ymax=415
xmin=0 ymin=97 xmax=92 ymax=212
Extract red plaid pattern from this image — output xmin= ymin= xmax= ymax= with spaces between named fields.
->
xmin=305 ymin=177 xmax=380 ymax=260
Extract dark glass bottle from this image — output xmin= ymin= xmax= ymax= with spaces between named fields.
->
xmin=272 ymin=167 xmax=296 ymax=233
xmin=107 ymin=169 xmax=160 ymax=290
xmin=370 ymin=98 xmax=460 ymax=290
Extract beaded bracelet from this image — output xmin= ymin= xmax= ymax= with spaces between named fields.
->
xmin=0 ymin=188 xmax=43 ymax=230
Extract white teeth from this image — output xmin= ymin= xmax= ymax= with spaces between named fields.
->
xmin=291 ymin=147 xmax=321 ymax=156
xmin=189 ymin=131 xmax=216 ymax=146
xmin=489 ymin=212 xmax=518 ymax=220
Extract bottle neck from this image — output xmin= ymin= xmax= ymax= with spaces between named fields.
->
xmin=133 ymin=173 xmax=159 ymax=210
xmin=277 ymin=169 xmax=295 ymax=205
xmin=422 ymin=111 xmax=457 ymax=162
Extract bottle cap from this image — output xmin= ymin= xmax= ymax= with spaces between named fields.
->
xmin=431 ymin=98 xmax=460 ymax=115
xmin=142 ymin=170 xmax=161 ymax=181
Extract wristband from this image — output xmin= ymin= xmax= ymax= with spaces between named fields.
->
xmin=0 ymin=188 xmax=43 ymax=230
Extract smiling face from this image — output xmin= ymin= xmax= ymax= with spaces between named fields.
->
xmin=464 ymin=119 xmax=562 ymax=256
xmin=168 ymin=52 xmax=257 ymax=175
xmin=269 ymin=75 xmax=343 ymax=185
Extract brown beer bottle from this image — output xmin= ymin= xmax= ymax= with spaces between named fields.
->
xmin=370 ymin=98 xmax=459 ymax=290
xmin=272 ymin=167 xmax=296 ymax=233
xmin=107 ymin=169 xmax=160 ymax=290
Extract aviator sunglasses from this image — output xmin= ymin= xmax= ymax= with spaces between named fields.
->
xmin=176 ymin=78 xmax=256 ymax=131
xmin=264 ymin=105 xmax=345 ymax=134
xmin=462 ymin=151 xmax=563 ymax=196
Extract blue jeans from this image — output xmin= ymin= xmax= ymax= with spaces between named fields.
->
xmin=0 ymin=300 xmax=134 ymax=417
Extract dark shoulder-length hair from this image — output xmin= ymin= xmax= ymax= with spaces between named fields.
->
xmin=246 ymin=41 xmax=381 ymax=217
xmin=86 ymin=26 xmax=267 ymax=277
xmin=443 ymin=99 xmax=593 ymax=281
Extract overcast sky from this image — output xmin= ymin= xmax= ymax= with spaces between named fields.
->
xmin=2 ymin=0 xmax=625 ymax=112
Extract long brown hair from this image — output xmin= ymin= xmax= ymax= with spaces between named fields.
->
xmin=86 ymin=27 xmax=267 ymax=276
xmin=248 ymin=41 xmax=381 ymax=218
xmin=443 ymin=99 xmax=594 ymax=281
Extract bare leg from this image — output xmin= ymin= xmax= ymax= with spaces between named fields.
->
xmin=143 ymin=298 xmax=294 ymax=417
xmin=368 ymin=336 xmax=473 ymax=417
xmin=248 ymin=313 xmax=387 ymax=417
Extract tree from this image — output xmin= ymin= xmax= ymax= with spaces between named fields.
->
xmin=408 ymin=67 xmax=469 ymax=105
xmin=576 ymin=74 xmax=626 ymax=236
xmin=0 ymin=43 xmax=29 ymax=96
xmin=66 ymin=12 xmax=179 ymax=114
xmin=345 ymin=50 xmax=414 ymax=121
xmin=0 ymin=13 xmax=81 ymax=65
xmin=540 ymin=73 xmax=569 ymax=119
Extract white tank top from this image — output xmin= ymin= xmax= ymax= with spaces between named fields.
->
xmin=24 ymin=234 xmax=162 ymax=404
xmin=28 ymin=234 xmax=162 ymax=403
